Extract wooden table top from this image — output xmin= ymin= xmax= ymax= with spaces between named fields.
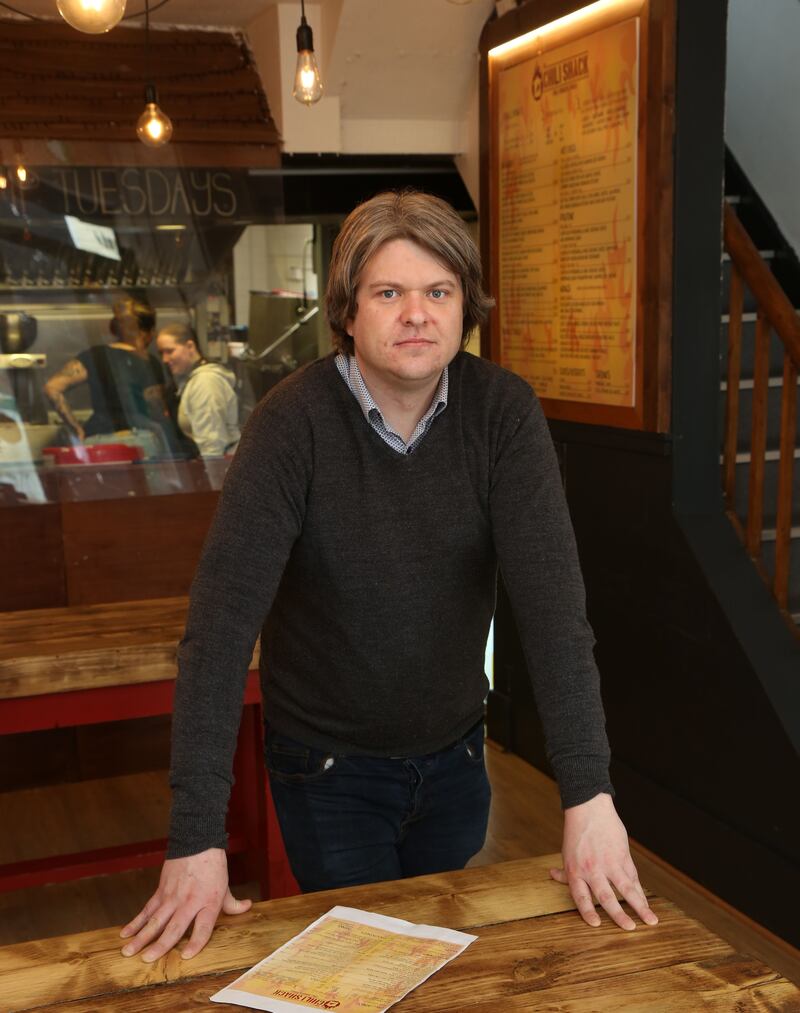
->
xmin=0 ymin=597 xmax=259 ymax=699
xmin=2 ymin=855 xmax=797 ymax=1012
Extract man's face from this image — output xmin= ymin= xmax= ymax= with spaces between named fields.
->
xmin=346 ymin=238 xmax=463 ymax=393
xmin=157 ymin=334 xmax=197 ymax=377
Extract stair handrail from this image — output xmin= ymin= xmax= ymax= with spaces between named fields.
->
xmin=723 ymin=204 xmax=800 ymax=366
xmin=722 ymin=202 xmax=798 ymax=627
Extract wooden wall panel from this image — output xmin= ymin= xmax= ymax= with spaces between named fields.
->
xmin=0 ymin=504 xmax=66 ymax=611
xmin=61 ymin=492 xmax=219 ymax=606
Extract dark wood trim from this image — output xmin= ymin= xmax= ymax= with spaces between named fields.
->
xmin=774 ymin=354 xmax=798 ymax=608
xmin=669 ymin=0 xmax=728 ymax=512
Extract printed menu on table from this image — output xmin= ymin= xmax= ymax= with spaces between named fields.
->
xmin=210 ymin=905 xmax=477 ymax=1012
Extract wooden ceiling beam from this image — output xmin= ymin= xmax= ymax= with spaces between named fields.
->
xmin=0 ymin=18 xmax=281 ymax=167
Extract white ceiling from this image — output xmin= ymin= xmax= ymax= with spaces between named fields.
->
xmin=327 ymin=0 xmax=493 ymax=119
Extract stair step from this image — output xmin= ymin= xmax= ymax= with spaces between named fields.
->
xmin=719 ymin=375 xmax=800 ymax=391
xmin=761 ymin=527 xmax=800 ymax=543
xmin=721 ymin=312 xmax=758 ymax=323
xmin=721 ymin=310 xmax=800 ymax=323
xmin=727 ymin=447 xmax=800 ymax=464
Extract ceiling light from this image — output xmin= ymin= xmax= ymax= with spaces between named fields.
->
xmin=136 ymin=0 xmax=173 ymax=147
xmin=56 ymin=0 xmax=127 ymax=34
xmin=293 ymin=0 xmax=323 ymax=106
xmin=137 ymin=86 xmax=173 ymax=147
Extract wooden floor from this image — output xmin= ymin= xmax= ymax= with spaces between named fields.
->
xmin=1 ymin=741 xmax=798 ymax=986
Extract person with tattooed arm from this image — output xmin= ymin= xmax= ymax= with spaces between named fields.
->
xmin=44 ymin=297 xmax=167 ymax=444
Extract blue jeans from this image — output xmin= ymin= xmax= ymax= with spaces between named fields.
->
xmin=265 ymin=721 xmax=492 ymax=892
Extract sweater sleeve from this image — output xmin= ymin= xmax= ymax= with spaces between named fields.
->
xmin=166 ymin=389 xmax=312 ymax=857
xmin=489 ymin=384 xmax=613 ymax=809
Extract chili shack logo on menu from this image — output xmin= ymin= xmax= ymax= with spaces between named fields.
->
xmin=273 ymin=990 xmax=340 ymax=1009
xmin=532 ymin=50 xmax=589 ymax=100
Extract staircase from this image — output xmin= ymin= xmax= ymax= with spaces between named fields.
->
xmin=720 ymin=151 xmax=800 ymax=631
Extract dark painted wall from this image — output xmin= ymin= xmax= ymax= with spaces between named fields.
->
xmin=490 ymin=427 xmax=800 ymax=945
xmin=488 ymin=0 xmax=800 ymax=945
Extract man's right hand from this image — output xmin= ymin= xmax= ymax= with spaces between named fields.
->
xmin=119 ymin=847 xmax=252 ymax=962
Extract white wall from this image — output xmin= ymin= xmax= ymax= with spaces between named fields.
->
xmin=726 ymin=0 xmax=800 ymax=254
xmin=455 ymin=63 xmax=481 ymax=212
xmin=247 ymin=2 xmax=341 ymax=153
xmin=233 ymin=224 xmax=315 ymax=328
xmin=246 ymin=0 xmax=493 ymax=158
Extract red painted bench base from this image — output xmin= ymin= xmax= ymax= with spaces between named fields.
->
xmin=0 ymin=671 xmax=300 ymax=900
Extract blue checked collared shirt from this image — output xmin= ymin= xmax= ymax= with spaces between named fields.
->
xmin=335 ymin=353 xmax=448 ymax=455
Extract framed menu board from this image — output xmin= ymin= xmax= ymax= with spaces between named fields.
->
xmin=485 ymin=0 xmax=674 ymax=431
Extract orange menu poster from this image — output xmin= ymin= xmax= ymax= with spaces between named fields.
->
xmin=210 ymin=905 xmax=476 ymax=1012
xmin=495 ymin=17 xmax=639 ymax=406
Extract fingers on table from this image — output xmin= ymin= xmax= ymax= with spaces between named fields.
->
xmin=119 ymin=895 xmax=164 ymax=941
xmin=121 ymin=902 xmax=181 ymax=958
xmin=140 ymin=905 xmax=202 ymax=963
xmin=567 ymin=868 xmax=659 ymax=930
xmin=616 ymin=867 xmax=659 ymax=926
xmin=589 ymin=875 xmax=637 ymax=931
xmin=181 ymin=905 xmax=220 ymax=960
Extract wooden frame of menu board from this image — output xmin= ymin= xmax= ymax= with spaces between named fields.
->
xmin=481 ymin=0 xmax=675 ymax=431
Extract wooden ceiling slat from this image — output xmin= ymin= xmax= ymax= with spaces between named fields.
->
xmin=1 ymin=95 xmax=266 ymax=120
xmin=0 ymin=51 xmax=246 ymax=79
xmin=1 ymin=123 xmax=280 ymax=143
xmin=0 ymin=18 xmax=281 ymax=166
xmin=1 ymin=71 xmax=263 ymax=98
xmin=0 ymin=20 xmax=246 ymax=48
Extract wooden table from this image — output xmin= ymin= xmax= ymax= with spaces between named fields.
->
xmin=0 ymin=598 xmax=295 ymax=898
xmin=2 ymin=854 xmax=797 ymax=1012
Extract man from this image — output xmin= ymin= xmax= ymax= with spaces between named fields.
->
xmin=121 ymin=191 xmax=657 ymax=963
xmin=156 ymin=323 xmax=241 ymax=458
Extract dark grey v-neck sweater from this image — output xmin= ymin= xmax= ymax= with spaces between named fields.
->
xmin=167 ymin=352 xmax=612 ymax=857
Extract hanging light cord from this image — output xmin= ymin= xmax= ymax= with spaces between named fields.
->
xmin=145 ymin=0 xmax=150 ymax=84
xmin=300 ymin=0 xmax=306 ymax=25
xmin=0 ymin=0 xmax=172 ymax=21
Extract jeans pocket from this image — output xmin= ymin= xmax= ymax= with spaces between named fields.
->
xmin=265 ymin=731 xmax=336 ymax=783
xmin=462 ymin=721 xmax=486 ymax=764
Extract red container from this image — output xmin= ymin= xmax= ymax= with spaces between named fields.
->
xmin=42 ymin=444 xmax=144 ymax=466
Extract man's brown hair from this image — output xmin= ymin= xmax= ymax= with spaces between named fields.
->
xmin=325 ymin=190 xmax=494 ymax=355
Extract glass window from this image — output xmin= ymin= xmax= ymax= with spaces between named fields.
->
xmin=0 ymin=166 xmax=332 ymax=507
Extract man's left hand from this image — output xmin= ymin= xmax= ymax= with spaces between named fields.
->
xmin=550 ymin=792 xmax=659 ymax=931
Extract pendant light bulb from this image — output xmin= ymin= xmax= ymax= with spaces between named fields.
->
xmin=137 ymin=86 xmax=173 ymax=147
xmin=56 ymin=0 xmax=127 ymax=34
xmin=292 ymin=10 xmax=323 ymax=106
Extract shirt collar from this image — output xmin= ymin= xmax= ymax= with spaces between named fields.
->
xmin=335 ymin=353 xmax=449 ymax=426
